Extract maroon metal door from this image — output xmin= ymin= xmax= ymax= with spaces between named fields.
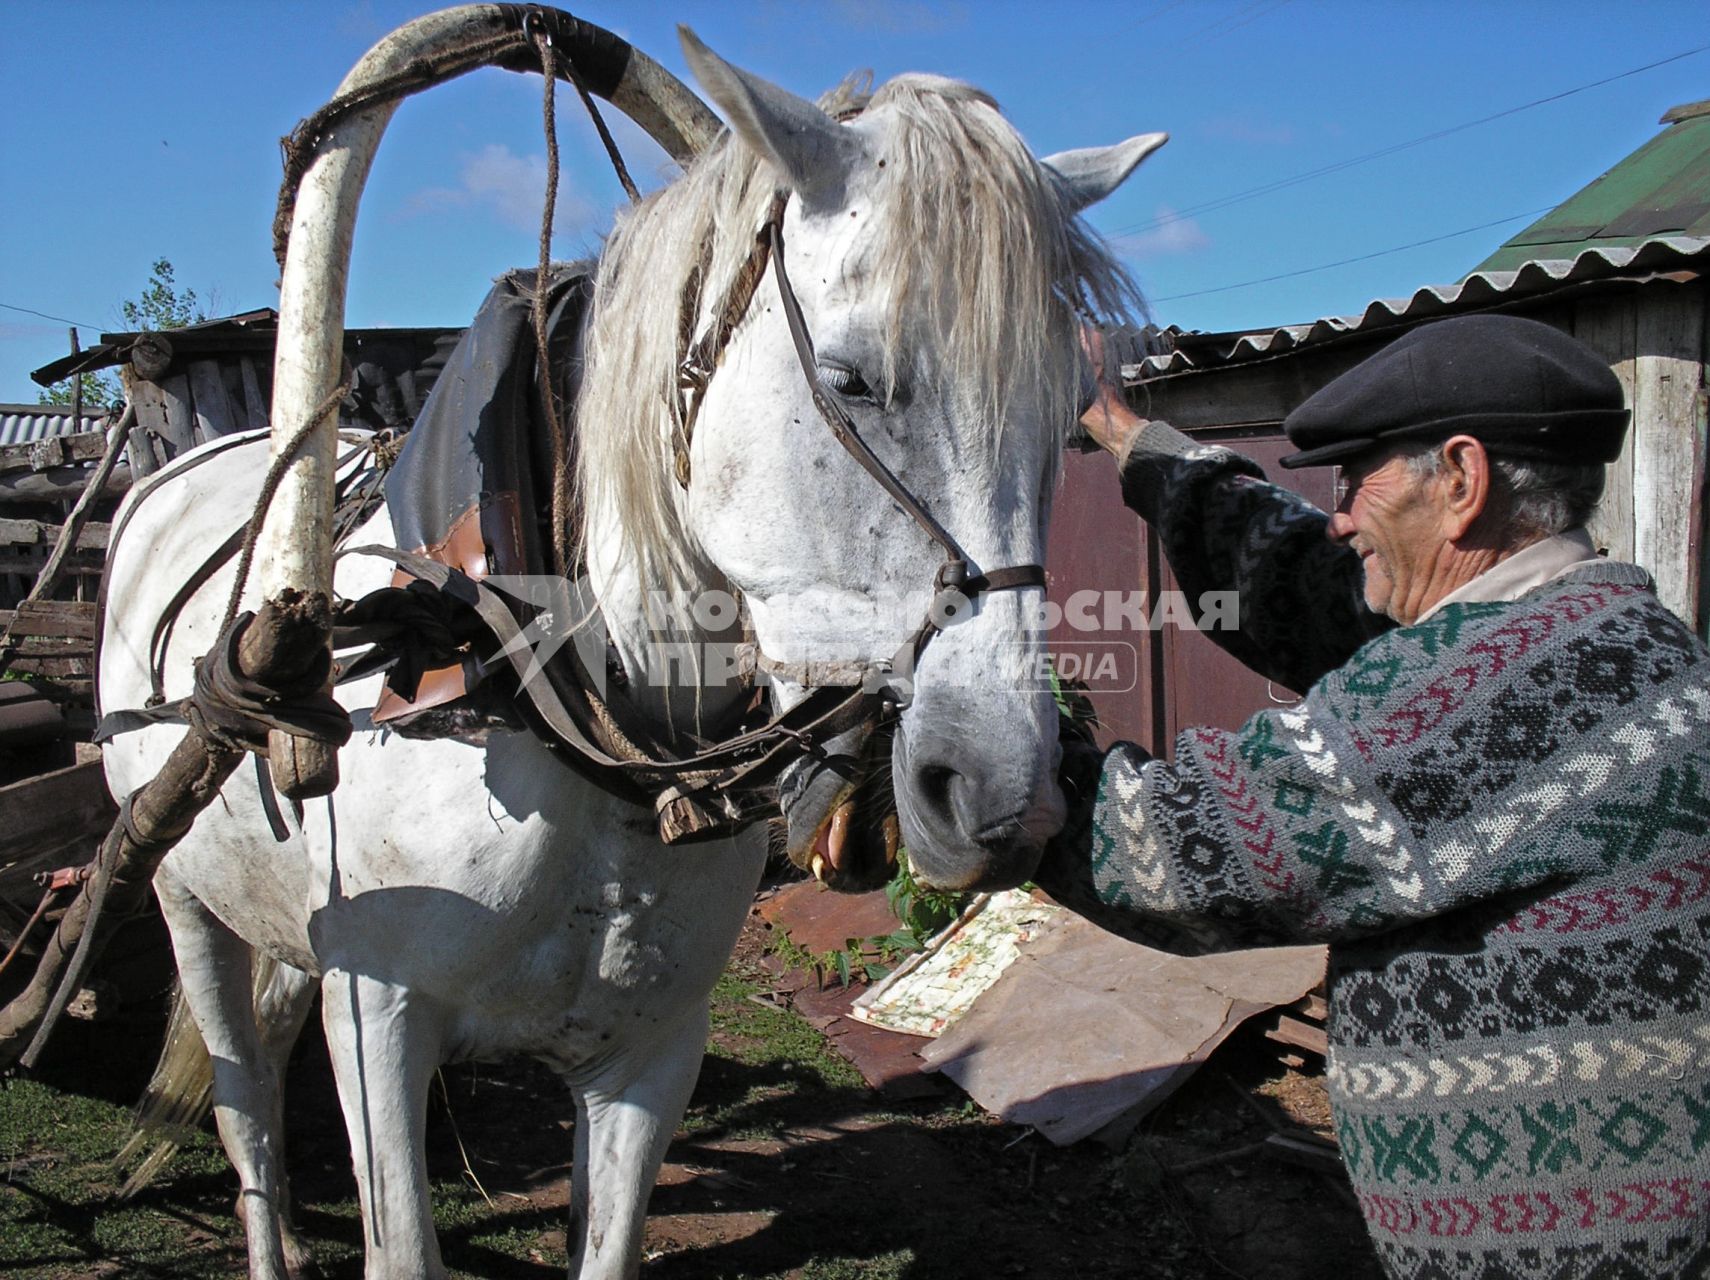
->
xmin=1045 ymin=432 xmax=1337 ymax=759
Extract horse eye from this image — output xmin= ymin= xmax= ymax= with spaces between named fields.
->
xmin=819 ymin=362 xmax=875 ymax=403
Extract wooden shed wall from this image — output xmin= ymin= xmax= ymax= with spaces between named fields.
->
xmin=121 ymin=353 xmax=270 ymax=476
xmin=1569 ymin=278 xmax=1709 ymax=628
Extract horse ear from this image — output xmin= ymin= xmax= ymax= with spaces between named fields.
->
xmin=679 ymin=26 xmax=864 ymax=211
xmin=1041 ymin=133 xmax=1169 ymax=213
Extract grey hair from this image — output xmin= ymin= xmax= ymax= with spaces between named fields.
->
xmin=1400 ymin=443 xmax=1605 ymax=540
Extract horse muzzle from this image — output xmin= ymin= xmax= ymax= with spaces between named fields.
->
xmin=892 ymin=719 xmax=1064 ymax=893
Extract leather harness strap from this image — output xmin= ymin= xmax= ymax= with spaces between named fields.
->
xmin=337 ymin=543 xmax=881 ymax=841
xmin=99 ymin=191 xmax=1052 ymax=848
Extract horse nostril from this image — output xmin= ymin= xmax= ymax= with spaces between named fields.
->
xmin=918 ymin=763 xmax=957 ymax=815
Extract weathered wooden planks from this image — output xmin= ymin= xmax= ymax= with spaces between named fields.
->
xmin=0 ymin=519 xmax=110 ymax=552
xmin=1574 ymin=295 xmax=1639 ymax=563
xmin=0 ymin=759 xmax=115 ymax=899
xmin=3 ymin=600 xmax=98 ymax=641
xmin=156 ymin=373 xmax=198 ymax=458
xmin=238 ymin=356 xmax=270 ymax=430
xmin=0 ymin=556 xmax=103 ymax=578
xmin=1632 ymin=288 xmax=1706 ymax=626
xmin=187 ymin=358 xmax=236 ymax=443
xmin=0 ymin=431 xmax=109 ymax=475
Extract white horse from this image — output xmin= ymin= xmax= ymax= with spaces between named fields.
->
xmin=98 ymin=30 xmax=1160 ymax=1280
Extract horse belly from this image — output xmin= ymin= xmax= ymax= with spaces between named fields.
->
xmin=451 ymin=825 xmax=769 ymax=1068
xmin=232 ymin=724 xmax=764 ymax=1069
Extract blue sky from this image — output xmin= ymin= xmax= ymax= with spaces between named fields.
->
xmin=3 ymin=0 xmax=1707 ymax=403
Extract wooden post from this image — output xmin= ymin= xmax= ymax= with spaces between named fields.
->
xmin=1632 ymin=288 xmax=1706 ymax=624
xmin=21 ymin=406 xmax=135 ymax=606
xmin=68 ymin=328 xmax=82 ymax=449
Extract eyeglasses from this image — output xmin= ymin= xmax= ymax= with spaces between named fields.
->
xmin=1332 ymin=469 xmax=1357 ymax=508
xmin=1331 ymin=447 xmax=1405 ymax=508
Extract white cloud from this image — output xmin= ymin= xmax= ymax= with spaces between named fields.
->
xmin=1113 ymin=207 xmax=1211 ymax=259
xmin=404 ymin=144 xmax=596 ymax=236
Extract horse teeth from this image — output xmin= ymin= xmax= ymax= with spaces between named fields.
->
xmin=826 ymin=800 xmax=855 ymax=873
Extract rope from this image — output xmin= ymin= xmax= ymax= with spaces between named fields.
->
xmin=188 ymin=611 xmax=353 ymax=754
xmin=220 ymin=367 xmax=354 ymax=635
xmin=530 ymin=20 xmax=573 ymax=578
xmin=558 ymin=45 xmax=641 ymax=204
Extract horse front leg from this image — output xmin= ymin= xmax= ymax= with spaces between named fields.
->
xmin=320 ymin=968 xmax=447 ymax=1280
xmin=566 ymin=1003 xmax=709 ymax=1280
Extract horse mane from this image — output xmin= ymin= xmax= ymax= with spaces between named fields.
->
xmin=575 ymin=73 xmax=1144 ymax=598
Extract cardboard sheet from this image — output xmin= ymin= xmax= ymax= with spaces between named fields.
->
xmin=918 ymin=915 xmax=1325 ymax=1145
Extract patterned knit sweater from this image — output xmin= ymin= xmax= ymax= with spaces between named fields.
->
xmin=1043 ymin=425 xmax=1710 ymax=1280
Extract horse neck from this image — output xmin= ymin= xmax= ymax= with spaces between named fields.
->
xmin=585 ymin=537 xmax=749 ymax=737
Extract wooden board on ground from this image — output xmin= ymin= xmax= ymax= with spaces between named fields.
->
xmin=0 ymin=758 xmax=114 ymax=904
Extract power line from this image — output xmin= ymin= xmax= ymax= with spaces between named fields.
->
xmin=1173 ymin=0 xmax=1295 ymax=53
xmin=1114 ymin=41 xmax=1710 ymax=238
xmin=1151 ymin=205 xmax=1557 ymax=302
xmin=0 ymin=301 xmax=102 ymax=331
xmin=1116 ymin=0 xmax=1195 ymax=34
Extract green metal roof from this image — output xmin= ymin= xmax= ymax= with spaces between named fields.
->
xmin=1471 ymin=96 xmax=1710 ymax=274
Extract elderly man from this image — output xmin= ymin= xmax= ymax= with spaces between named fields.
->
xmin=1041 ymin=315 xmax=1710 ymax=1279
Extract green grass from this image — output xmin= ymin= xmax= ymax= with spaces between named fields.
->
xmin=684 ymin=971 xmax=866 ymax=1142
xmin=777 ymin=1251 xmax=917 ymax=1280
xmin=707 ymin=972 xmax=862 ymax=1087
xmin=0 ymin=965 xmax=880 ymax=1277
xmin=0 ymin=1077 xmax=239 ymax=1279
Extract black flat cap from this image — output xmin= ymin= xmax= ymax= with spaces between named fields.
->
xmin=1279 ymin=315 xmax=1630 ymax=470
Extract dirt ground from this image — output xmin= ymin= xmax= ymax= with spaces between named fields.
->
xmin=1 ymin=898 xmax=1384 ymax=1279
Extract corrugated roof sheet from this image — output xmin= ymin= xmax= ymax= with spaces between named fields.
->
xmin=1135 ymin=235 xmax=1710 ymax=378
xmin=1473 ymin=99 xmax=1710 ymax=274
xmin=0 ymin=404 xmax=111 ymax=446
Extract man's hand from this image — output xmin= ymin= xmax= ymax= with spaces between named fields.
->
xmin=1079 ymin=327 xmax=1148 ymax=457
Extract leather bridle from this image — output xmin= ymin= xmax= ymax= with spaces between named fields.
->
xmin=679 ymin=193 xmax=1048 ymax=700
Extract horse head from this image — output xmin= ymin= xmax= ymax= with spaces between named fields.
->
xmin=577 ymin=32 xmax=1162 ymax=894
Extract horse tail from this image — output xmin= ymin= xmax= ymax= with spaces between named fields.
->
xmin=116 ymin=953 xmax=282 ymax=1198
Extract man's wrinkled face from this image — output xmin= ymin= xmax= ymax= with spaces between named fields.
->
xmin=1327 ymin=447 xmax=1446 ymax=624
